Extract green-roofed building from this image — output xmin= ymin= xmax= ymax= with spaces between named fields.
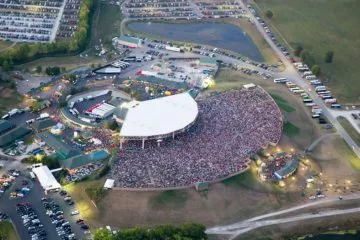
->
xmin=59 ymin=149 xmax=109 ymax=169
xmin=274 ymin=158 xmax=298 ymax=180
xmin=37 ymin=132 xmax=81 ymax=160
xmin=0 ymin=126 xmax=32 ymax=147
xmin=0 ymin=120 xmax=15 ymax=135
xmin=198 ymin=57 xmax=217 ymax=67
xmin=117 ymin=35 xmax=141 ymax=48
xmin=33 ymin=118 xmax=57 ymax=132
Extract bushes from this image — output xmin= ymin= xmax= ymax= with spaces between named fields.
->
xmin=96 ymin=164 xmax=110 ymax=179
xmin=93 ymin=223 xmax=207 ymax=240
xmin=85 ymin=186 xmax=106 ymax=202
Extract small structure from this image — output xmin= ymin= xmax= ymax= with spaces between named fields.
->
xmin=116 ymin=35 xmax=141 ymax=48
xmin=197 ymin=57 xmax=217 ymax=68
xmin=243 ymin=83 xmax=256 ymax=90
xmin=32 ymin=166 xmax=61 ymax=191
xmin=0 ymin=126 xmax=32 ymax=147
xmin=104 ymin=179 xmax=115 ymax=189
xmin=33 ymin=118 xmax=57 ymax=132
xmin=58 ymin=149 xmax=110 ymax=170
xmin=37 ymin=132 xmax=81 ymax=160
xmin=195 ymin=182 xmax=209 ymax=191
xmin=274 ymin=158 xmax=298 ymax=180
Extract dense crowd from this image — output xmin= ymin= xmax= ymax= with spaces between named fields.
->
xmin=112 ymin=87 xmax=283 ymax=188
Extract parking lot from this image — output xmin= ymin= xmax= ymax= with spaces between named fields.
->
xmin=0 ymin=174 xmax=88 ymax=240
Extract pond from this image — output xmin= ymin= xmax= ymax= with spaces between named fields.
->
xmin=127 ymin=22 xmax=264 ymax=62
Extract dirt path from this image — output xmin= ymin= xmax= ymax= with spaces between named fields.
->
xmin=306 ymin=132 xmax=339 ymax=152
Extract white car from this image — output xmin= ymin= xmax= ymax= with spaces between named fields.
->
xmin=71 ymin=210 xmax=79 ymax=216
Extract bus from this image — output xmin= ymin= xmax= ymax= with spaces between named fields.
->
xmin=273 ymin=78 xmax=288 ymax=83
xmin=331 ymin=104 xmax=341 ymax=109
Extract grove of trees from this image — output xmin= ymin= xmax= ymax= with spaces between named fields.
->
xmin=93 ymin=223 xmax=207 ymax=240
xmin=325 ymin=50 xmax=334 ymax=63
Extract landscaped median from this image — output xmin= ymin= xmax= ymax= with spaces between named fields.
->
xmin=0 ymin=221 xmax=19 ymax=240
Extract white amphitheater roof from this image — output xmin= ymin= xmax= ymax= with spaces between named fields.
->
xmin=120 ymin=92 xmax=198 ymax=138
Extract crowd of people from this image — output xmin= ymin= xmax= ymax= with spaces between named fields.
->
xmin=112 ymin=87 xmax=283 ymax=188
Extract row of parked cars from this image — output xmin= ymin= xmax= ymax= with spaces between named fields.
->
xmin=17 ymin=202 xmax=48 ymax=240
xmin=42 ymin=196 xmax=77 ymax=240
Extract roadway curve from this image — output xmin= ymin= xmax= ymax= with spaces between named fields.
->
xmin=238 ymin=1 xmax=360 ymax=157
xmin=206 ymin=193 xmax=360 ymax=238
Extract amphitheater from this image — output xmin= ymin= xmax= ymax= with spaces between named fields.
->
xmin=111 ymin=85 xmax=283 ymax=189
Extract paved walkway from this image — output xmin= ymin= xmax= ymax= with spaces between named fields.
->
xmin=306 ymin=133 xmax=339 ymax=152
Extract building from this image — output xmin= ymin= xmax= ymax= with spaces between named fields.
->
xmin=37 ymin=132 xmax=81 ymax=160
xmin=0 ymin=120 xmax=15 ymax=135
xmin=59 ymin=149 xmax=109 ymax=170
xmin=120 ymin=92 xmax=198 ymax=149
xmin=274 ymin=158 xmax=298 ymax=179
xmin=32 ymin=166 xmax=61 ymax=191
xmin=33 ymin=118 xmax=57 ymax=132
xmin=197 ymin=57 xmax=218 ymax=68
xmin=116 ymin=35 xmax=141 ymax=48
xmin=0 ymin=126 xmax=32 ymax=147
xmin=85 ymin=102 xmax=115 ymax=119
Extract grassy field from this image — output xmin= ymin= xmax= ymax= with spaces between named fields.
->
xmin=0 ymin=87 xmax=23 ymax=115
xmin=63 ymin=179 xmax=105 ymax=228
xmin=283 ymin=122 xmax=300 ymax=137
xmin=253 ymin=0 xmax=360 ymax=104
xmin=337 ymin=116 xmax=360 ymax=147
xmin=149 ymin=190 xmax=188 ymax=209
xmin=270 ymin=93 xmax=295 ymax=113
xmin=89 ymin=2 xmax=121 ymax=49
xmin=0 ymin=221 xmax=18 ymax=240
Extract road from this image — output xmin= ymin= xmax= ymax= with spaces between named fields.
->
xmin=206 ymin=193 xmax=360 ymax=238
xmin=238 ymin=1 xmax=360 ymax=157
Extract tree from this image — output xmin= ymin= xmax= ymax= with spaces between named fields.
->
xmin=300 ymin=51 xmax=315 ymax=67
xmin=93 ymin=229 xmax=112 ymax=240
xmin=311 ymin=65 xmax=321 ymax=76
xmin=325 ymin=50 xmax=334 ymax=63
xmin=36 ymin=65 xmax=42 ymax=73
xmin=107 ymin=120 xmax=119 ymax=131
xmin=2 ymin=60 xmax=9 ymax=72
xmin=265 ymin=10 xmax=273 ymax=19
xmin=294 ymin=46 xmax=303 ymax=57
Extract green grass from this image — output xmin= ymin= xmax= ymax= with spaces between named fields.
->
xmin=283 ymin=122 xmax=300 ymax=137
xmin=337 ymin=116 xmax=360 ymax=148
xmin=0 ymin=221 xmax=18 ymax=240
xmin=0 ymin=87 xmax=23 ymax=115
xmin=254 ymin=0 xmax=360 ymax=103
xmin=149 ymin=190 xmax=188 ymax=209
xmin=89 ymin=2 xmax=121 ymax=48
xmin=270 ymin=93 xmax=295 ymax=113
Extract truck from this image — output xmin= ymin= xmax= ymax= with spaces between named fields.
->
xmin=165 ymin=45 xmax=181 ymax=52
xmin=37 ymin=113 xmax=49 ymax=120
xmin=273 ymin=77 xmax=287 ymax=83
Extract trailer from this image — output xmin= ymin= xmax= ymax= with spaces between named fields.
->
xmin=165 ymin=45 xmax=181 ymax=52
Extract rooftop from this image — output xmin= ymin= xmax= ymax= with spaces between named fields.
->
xmin=0 ymin=126 xmax=31 ymax=147
xmin=118 ymin=35 xmax=141 ymax=45
xmin=275 ymin=158 xmax=298 ymax=178
xmin=59 ymin=149 xmax=109 ymax=169
xmin=120 ymin=92 xmax=198 ymax=138
xmin=37 ymin=132 xmax=81 ymax=159
xmin=33 ymin=118 xmax=57 ymax=132
xmin=0 ymin=120 xmax=15 ymax=135
xmin=199 ymin=57 xmax=217 ymax=65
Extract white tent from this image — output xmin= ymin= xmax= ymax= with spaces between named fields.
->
xmin=104 ymin=179 xmax=115 ymax=189
xmin=32 ymin=166 xmax=61 ymax=191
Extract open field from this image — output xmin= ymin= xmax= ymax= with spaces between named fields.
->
xmin=0 ymin=221 xmax=18 ymax=240
xmin=0 ymin=87 xmax=23 ymax=115
xmin=337 ymin=116 xmax=360 ymax=147
xmin=253 ymin=0 xmax=360 ymax=104
xmin=89 ymin=2 xmax=122 ymax=49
